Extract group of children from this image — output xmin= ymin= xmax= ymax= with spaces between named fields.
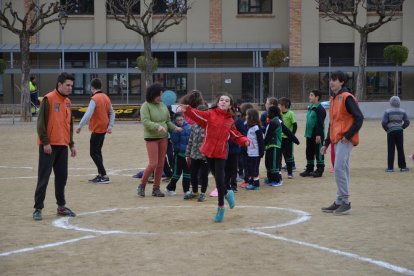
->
xmin=153 ymin=89 xmax=305 ymax=222
xmin=139 ymin=85 xmax=411 ymax=222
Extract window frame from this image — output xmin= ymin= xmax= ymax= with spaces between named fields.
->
xmin=61 ymin=0 xmax=94 ymax=15
xmin=237 ymin=0 xmax=273 ymax=15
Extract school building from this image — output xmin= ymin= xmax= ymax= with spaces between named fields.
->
xmin=1 ymin=0 xmax=414 ymax=105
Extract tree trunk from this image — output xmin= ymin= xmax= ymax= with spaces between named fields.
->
xmin=143 ymin=36 xmax=153 ymax=91
xmin=355 ymin=32 xmax=368 ymax=101
xmin=272 ymin=68 xmax=275 ymax=97
xmin=20 ymin=35 xmax=32 ymax=122
xmin=394 ymin=65 xmax=398 ymax=96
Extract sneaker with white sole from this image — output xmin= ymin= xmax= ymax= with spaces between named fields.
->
xmin=57 ymin=206 xmax=76 ymax=217
xmin=94 ymin=175 xmax=110 ymax=184
xmin=321 ymin=202 xmax=340 ymax=213
xmin=166 ymin=189 xmax=176 ymax=197
xmin=333 ymin=202 xmax=351 ymax=215
xmin=33 ymin=209 xmax=42 ymax=221
xmin=137 ymin=184 xmax=145 ymax=197
xmin=197 ymin=193 xmax=206 ymax=202
xmin=89 ymin=175 xmax=100 ymax=182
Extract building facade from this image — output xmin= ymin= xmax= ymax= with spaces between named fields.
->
xmin=0 ymin=0 xmax=413 ymax=105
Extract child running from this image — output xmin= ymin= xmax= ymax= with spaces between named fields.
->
xmin=244 ymin=108 xmax=264 ymax=190
xmin=180 ymin=93 xmax=250 ymax=222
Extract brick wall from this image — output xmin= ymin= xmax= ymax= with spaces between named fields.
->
xmin=289 ymin=0 xmax=302 ymax=101
xmin=209 ymin=0 xmax=223 ymax=95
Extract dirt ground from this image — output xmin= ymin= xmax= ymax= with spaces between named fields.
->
xmin=0 ymin=111 xmax=413 ymax=276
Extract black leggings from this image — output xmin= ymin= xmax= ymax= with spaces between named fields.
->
xmin=90 ymin=132 xmax=107 ymax=176
xmin=207 ymin=158 xmax=227 ymax=206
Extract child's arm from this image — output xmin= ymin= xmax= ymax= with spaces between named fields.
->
xmin=314 ymin=106 xmax=326 ymax=139
xmin=256 ymin=128 xmax=264 ymax=158
xmin=281 ymin=122 xmax=300 ymax=145
xmin=381 ymin=111 xmax=389 ymax=131
xmin=181 ymin=105 xmax=208 ymax=128
xmin=229 ymin=124 xmax=249 ymax=147
xmin=402 ymin=112 xmax=410 ymax=129
xmin=264 ymin=120 xmax=277 ymax=146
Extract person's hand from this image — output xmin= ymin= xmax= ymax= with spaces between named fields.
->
xmin=245 ymin=139 xmax=251 ymax=147
xmin=186 ymin=157 xmax=191 ymax=168
xmin=179 ymin=104 xmax=189 ymax=112
xmin=320 ymin=146 xmax=327 ymax=155
xmin=107 ymin=128 xmax=112 ymax=134
xmin=341 ymin=137 xmax=349 ymax=144
xmin=75 ymin=128 xmax=81 ymax=134
xmin=70 ymin=146 xmax=77 ymax=157
xmin=43 ymin=144 xmax=52 ymax=154
xmin=158 ymin=125 xmax=166 ymax=132
xmin=175 ymin=126 xmax=183 ymax=132
xmin=315 ymin=136 xmax=321 ymax=144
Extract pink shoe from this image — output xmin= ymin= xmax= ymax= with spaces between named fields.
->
xmin=239 ymin=182 xmax=249 ymax=188
xmin=330 ymin=167 xmax=334 ymax=173
xmin=209 ymin=188 xmax=218 ymax=197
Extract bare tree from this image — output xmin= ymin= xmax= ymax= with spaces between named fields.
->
xmin=0 ymin=1 xmax=69 ymax=121
xmin=316 ymin=0 xmax=404 ymax=100
xmin=107 ymin=0 xmax=190 ymax=90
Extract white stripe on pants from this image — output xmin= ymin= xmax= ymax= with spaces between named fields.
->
xmin=334 ymin=141 xmax=353 ymax=205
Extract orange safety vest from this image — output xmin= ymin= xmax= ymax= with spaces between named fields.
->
xmin=329 ymin=92 xmax=359 ymax=146
xmin=89 ymin=92 xmax=111 ymax=133
xmin=37 ymin=90 xmax=71 ymax=146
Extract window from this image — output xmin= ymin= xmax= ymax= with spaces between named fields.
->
xmin=319 ymin=43 xmax=354 ymax=66
xmin=238 ymin=0 xmax=272 ymax=14
xmin=318 ymin=0 xmax=354 ymax=12
xmin=61 ymin=0 xmax=94 ymax=15
xmin=367 ymin=0 xmax=403 ymax=12
xmin=153 ymin=0 xmax=187 ymax=14
xmin=106 ymin=0 xmax=140 ymax=15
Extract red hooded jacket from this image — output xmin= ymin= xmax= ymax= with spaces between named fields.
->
xmin=184 ymin=106 xmax=248 ymax=159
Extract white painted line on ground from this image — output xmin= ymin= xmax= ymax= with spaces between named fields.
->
xmin=0 ymin=166 xmax=33 ymax=169
xmin=0 ymin=235 xmax=96 ymax=257
xmin=246 ymin=229 xmax=414 ymax=276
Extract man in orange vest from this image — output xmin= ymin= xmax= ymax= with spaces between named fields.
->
xmin=76 ymin=78 xmax=115 ymax=184
xmin=320 ymin=71 xmax=364 ymax=215
xmin=33 ymin=73 xmax=77 ymax=221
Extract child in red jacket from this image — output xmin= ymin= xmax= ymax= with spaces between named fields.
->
xmin=180 ymin=93 xmax=249 ymax=222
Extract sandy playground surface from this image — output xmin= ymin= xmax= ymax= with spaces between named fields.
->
xmin=0 ymin=111 xmax=413 ymax=276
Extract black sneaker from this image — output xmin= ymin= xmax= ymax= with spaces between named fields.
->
xmin=33 ymin=209 xmax=42 ymax=221
xmin=57 ymin=206 xmax=76 ymax=217
xmin=333 ymin=202 xmax=351 ymax=215
xmin=321 ymin=202 xmax=340 ymax=213
xmin=152 ymin=188 xmax=165 ymax=197
xmin=137 ymin=184 xmax=145 ymax=197
xmin=94 ymin=175 xmax=110 ymax=184
xmin=312 ymin=170 xmax=323 ymax=177
xmin=88 ymin=175 xmax=100 ymax=182
xmin=300 ymin=170 xmax=313 ymax=177
xmin=400 ymin=168 xmax=409 ymax=172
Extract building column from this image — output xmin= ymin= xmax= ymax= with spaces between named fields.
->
xmin=289 ymin=0 xmax=302 ymax=102
xmin=209 ymin=0 xmax=223 ymax=99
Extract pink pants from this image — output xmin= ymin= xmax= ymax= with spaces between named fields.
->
xmin=141 ymin=138 xmax=168 ymax=188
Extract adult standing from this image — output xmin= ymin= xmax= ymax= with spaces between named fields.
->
xmin=321 ymin=71 xmax=364 ymax=215
xmin=137 ymin=83 xmax=182 ymax=197
xmin=76 ymin=78 xmax=115 ymax=184
xmin=33 ymin=72 xmax=77 ymax=221
xmin=30 ymin=76 xmax=40 ymax=115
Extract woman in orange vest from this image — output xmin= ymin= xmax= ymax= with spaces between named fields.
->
xmin=320 ymin=71 xmax=364 ymax=216
xmin=33 ymin=73 xmax=77 ymax=221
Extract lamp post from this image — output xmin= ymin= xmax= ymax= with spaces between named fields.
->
xmin=58 ymin=10 xmax=68 ymax=71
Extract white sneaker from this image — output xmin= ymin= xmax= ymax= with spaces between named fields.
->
xmin=166 ymin=189 xmax=176 ymax=196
